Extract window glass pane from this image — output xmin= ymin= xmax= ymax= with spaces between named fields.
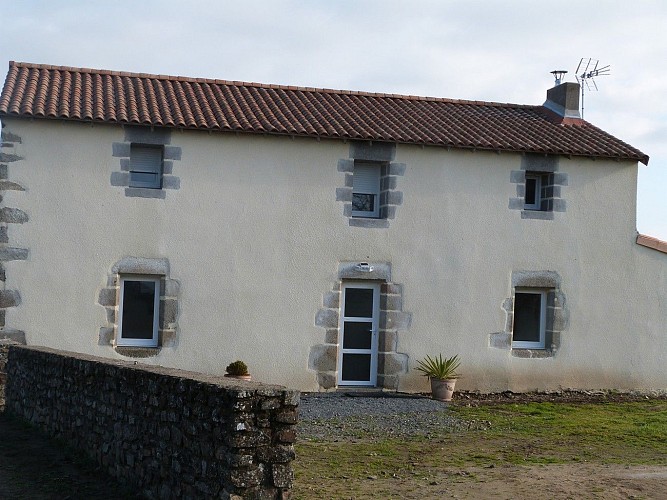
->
xmin=513 ymin=292 xmax=542 ymax=342
xmin=352 ymin=193 xmax=375 ymax=212
xmin=121 ymin=281 xmax=157 ymax=339
xmin=341 ymin=353 xmax=371 ymax=381
xmin=525 ymin=177 xmax=537 ymax=206
xmin=343 ymin=321 xmax=372 ymax=349
xmin=130 ymin=171 xmax=160 ymax=187
xmin=344 ymin=288 xmax=374 ymax=318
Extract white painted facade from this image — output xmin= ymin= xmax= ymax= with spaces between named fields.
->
xmin=1 ymin=117 xmax=665 ymax=393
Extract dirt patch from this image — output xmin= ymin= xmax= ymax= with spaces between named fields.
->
xmin=0 ymin=413 xmax=143 ymax=499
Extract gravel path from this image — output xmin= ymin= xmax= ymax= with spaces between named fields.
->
xmin=298 ymin=391 xmax=478 ymax=441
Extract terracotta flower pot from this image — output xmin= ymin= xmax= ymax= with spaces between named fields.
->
xmin=430 ymin=377 xmax=457 ymax=402
xmin=224 ymin=374 xmax=252 ymax=381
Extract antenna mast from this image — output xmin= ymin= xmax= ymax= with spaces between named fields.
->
xmin=575 ymin=58 xmax=610 ymax=119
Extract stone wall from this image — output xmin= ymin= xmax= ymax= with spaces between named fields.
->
xmin=5 ymin=345 xmax=298 ymax=499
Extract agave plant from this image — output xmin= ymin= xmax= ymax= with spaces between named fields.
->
xmin=415 ymin=354 xmax=461 ymax=380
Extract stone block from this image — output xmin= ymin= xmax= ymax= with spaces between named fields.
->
xmin=119 ymin=158 xmax=130 ymax=171
xmin=386 ymin=190 xmax=403 ymax=205
xmin=162 ymin=175 xmax=180 ymax=190
xmin=317 ymin=371 xmax=336 ymax=389
xmin=163 ymin=279 xmax=180 ymax=297
xmin=380 ymin=294 xmax=402 ymax=311
xmin=377 ymin=374 xmax=399 ymax=390
xmin=124 ymin=126 xmax=171 ymax=145
xmin=0 ymin=164 xmax=7 ymax=179
xmin=0 ymin=180 xmax=25 ymax=191
xmin=489 ymin=332 xmax=511 ymax=349
xmin=110 ymin=171 xmax=129 ymax=186
xmin=315 ymin=308 xmax=338 ymax=328
xmin=161 ymin=330 xmax=176 ymax=347
xmin=0 ymin=227 xmax=7 ymax=244
xmin=508 ymin=197 xmax=524 ymax=210
xmin=348 ymin=217 xmax=389 ymax=229
xmin=382 ymin=311 xmax=412 ymax=330
xmin=1 ymin=130 xmax=21 ymax=143
xmin=308 ymin=344 xmax=337 ymax=372
xmin=337 ymin=159 xmax=354 ymax=172
xmin=553 ymin=198 xmax=567 ymax=212
xmin=0 ymin=153 xmax=22 ymax=163
xmin=324 ymin=328 xmax=339 ymax=344
xmin=510 ymin=170 xmax=525 ymax=183
xmin=0 ymin=207 xmax=28 ymax=224
xmin=163 ymin=145 xmax=181 ymax=161
xmin=349 ymin=141 xmax=396 ymax=161
xmin=388 ymin=162 xmax=406 ymax=176
xmin=124 ymin=187 xmax=166 ymax=199
xmin=378 ymin=330 xmax=397 ymax=352
xmin=521 ymin=154 xmax=558 ymax=172
xmin=98 ymin=288 xmax=117 ymax=306
xmin=335 ymin=187 xmax=352 ymax=202
xmin=111 ymin=142 xmax=131 ymax=158
xmin=160 ymin=298 xmax=178 ymax=326
xmin=0 ymin=289 xmax=20 ymax=308
xmin=98 ymin=327 xmax=114 ymax=345
xmin=272 ymin=463 xmax=294 ymax=488
xmin=378 ymin=352 xmax=407 ymax=375
xmin=282 ymin=390 xmax=300 ymax=407
xmin=521 ymin=210 xmax=554 ymax=220
xmin=381 ymin=283 xmax=402 ymax=294
xmin=344 ymin=173 xmax=353 ymax=187
xmin=112 ymin=257 xmax=169 ymax=275
xmin=553 ymin=172 xmax=569 ymax=186
xmin=322 ymin=291 xmax=339 ymax=308
xmin=338 ymin=261 xmax=391 ymax=281
xmin=512 ymin=270 xmax=561 ymax=288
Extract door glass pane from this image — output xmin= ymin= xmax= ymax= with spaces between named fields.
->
xmin=121 ymin=281 xmax=156 ymax=339
xmin=513 ymin=292 xmax=542 ymax=342
xmin=344 ymin=288 xmax=374 ymax=318
xmin=343 ymin=321 xmax=372 ymax=349
xmin=341 ymin=354 xmax=371 ymax=381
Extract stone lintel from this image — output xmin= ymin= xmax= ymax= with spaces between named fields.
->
xmin=338 ymin=261 xmax=391 ymax=281
xmin=112 ymin=257 xmax=169 ymax=276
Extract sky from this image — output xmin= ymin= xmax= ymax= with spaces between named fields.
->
xmin=0 ymin=0 xmax=665 ymax=240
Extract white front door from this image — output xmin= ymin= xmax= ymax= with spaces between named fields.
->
xmin=338 ymin=282 xmax=380 ymax=386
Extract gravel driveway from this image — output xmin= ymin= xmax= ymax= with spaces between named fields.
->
xmin=298 ymin=391 xmax=476 ymax=441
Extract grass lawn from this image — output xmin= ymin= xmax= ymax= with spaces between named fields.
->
xmin=293 ymin=400 xmax=667 ymax=499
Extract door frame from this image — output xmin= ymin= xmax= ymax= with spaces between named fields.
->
xmin=337 ymin=281 xmax=380 ymax=387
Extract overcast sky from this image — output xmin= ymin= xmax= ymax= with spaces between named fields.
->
xmin=1 ymin=0 xmax=665 ymax=239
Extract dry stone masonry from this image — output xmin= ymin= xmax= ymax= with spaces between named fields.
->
xmin=5 ymin=345 xmax=298 ymax=499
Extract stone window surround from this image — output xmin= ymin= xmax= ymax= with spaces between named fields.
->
xmin=309 ymin=261 xmax=411 ymax=390
xmin=509 ymin=154 xmax=568 ymax=220
xmin=336 ymin=141 xmax=405 ymax=228
xmin=98 ymin=257 xmax=180 ymax=358
xmin=490 ymin=270 xmax=568 ymax=358
xmin=111 ymin=126 xmax=181 ymax=199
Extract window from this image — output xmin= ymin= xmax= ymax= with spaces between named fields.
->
xmin=129 ymin=145 xmax=163 ymax=189
xmin=524 ymin=173 xmax=543 ymax=210
xmin=512 ymin=289 xmax=546 ymax=349
xmin=117 ymin=276 xmax=160 ymax=347
xmin=352 ymin=162 xmax=381 ymax=218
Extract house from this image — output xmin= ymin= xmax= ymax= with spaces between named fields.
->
xmin=0 ymin=61 xmax=664 ymax=393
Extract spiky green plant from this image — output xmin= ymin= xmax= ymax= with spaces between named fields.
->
xmin=225 ymin=360 xmax=249 ymax=376
xmin=414 ymin=354 xmax=461 ymax=379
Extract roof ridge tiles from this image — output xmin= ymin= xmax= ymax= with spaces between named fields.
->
xmin=5 ymin=61 xmax=531 ymax=108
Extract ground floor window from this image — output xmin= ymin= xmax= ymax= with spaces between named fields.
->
xmin=512 ymin=289 xmax=547 ymax=349
xmin=117 ymin=276 xmax=160 ymax=347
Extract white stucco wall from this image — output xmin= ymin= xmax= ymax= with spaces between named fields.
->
xmin=2 ymin=118 xmax=666 ymax=392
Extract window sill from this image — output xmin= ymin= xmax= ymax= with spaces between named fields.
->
xmin=114 ymin=346 xmax=161 ymax=358
xmin=521 ymin=210 xmax=554 ymax=220
xmin=349 ymin=217 xmax=389 ymax=228
xmin=511 ymin=348 xmax=554 ymax=358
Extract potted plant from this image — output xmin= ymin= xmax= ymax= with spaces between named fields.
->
xmin=224 ymin=360 xmax=252 ymax=381
xmin=415 ymin=354 xmax=461 ymax=402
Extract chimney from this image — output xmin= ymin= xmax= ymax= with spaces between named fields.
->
xmin=543 ymin=82 xmax=581 ymax=119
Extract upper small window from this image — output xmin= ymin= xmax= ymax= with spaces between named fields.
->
xmin=117 ymin=276 xmax=160 ymax=347
xmin=524 ymin=173 xmax=543 ymax=210
xmin=352 ymin=162 xmax=381 ymax=218
xmin=512 ymin=289 xmax=546 ymax=349
xmin=129 ymin=145 xmax=163 ymax=189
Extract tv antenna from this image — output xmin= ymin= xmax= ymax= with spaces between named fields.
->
xmin=575 ymin=58 xmax=610 ymax=119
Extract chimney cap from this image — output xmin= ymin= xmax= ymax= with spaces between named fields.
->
xmin=550 ymin=70 xmax=568 ymax=86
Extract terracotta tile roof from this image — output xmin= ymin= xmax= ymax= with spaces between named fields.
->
xmin=0 ymin=61 xmax=649 ymax=164
xmin=636 ymin=234 xmax=667 ymax=254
